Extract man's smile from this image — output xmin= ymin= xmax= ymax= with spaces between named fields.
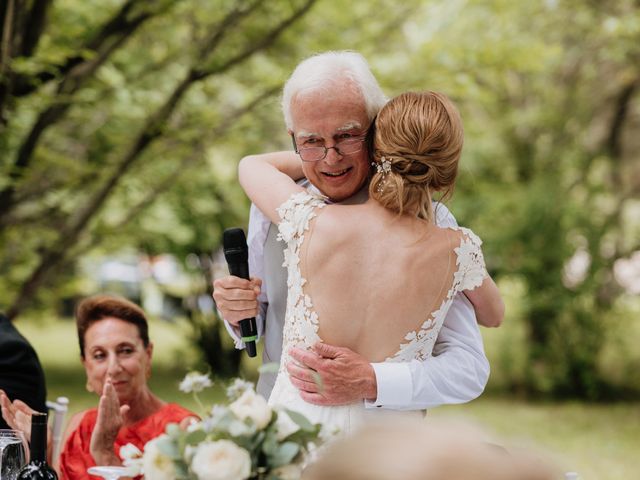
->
xmin=322 ymin=167 xmax=352 ymax=178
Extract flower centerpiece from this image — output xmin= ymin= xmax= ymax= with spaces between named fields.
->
xmin=121 ymin=372 xmax=322 ymax=480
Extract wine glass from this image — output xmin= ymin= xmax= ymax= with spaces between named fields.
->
xmin=87 ymin=466 xmax=134 ymax=480
xmin=0 ymin=429 xmax=28 ymax=480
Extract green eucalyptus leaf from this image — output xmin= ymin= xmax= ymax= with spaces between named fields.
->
xmin=258 ymin=362 xmax=280 ymax=374
xmin=185 ymin=429 xmax=207 ymax=446
xmin=283 ymin=409 xmax=315 ymax=432
xmin=165 ymin=422 xmax=182 ymax=438
xmin=155 ymin=436 xmax=180 ymax=459
xmin=267 ymin=442 xmax=299 ymax=468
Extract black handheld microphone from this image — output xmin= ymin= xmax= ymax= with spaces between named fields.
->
xmin=222 ymin=228 xmax=258 ymax=357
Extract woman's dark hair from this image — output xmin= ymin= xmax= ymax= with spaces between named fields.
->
xmin=76 ymin=295 xmax=149 ymax=358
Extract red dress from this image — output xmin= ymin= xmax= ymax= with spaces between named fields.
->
xmin=59 ymin=403 xmax=194 ymax=480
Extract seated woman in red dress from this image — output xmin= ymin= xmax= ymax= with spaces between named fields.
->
xmin=1 ymin=295 xmax=197 ymax=480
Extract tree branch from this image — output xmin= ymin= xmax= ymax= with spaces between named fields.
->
xmin=6 ymin=0 xmax=315 ymax=319
xmin=0 ymin=0 xmax=162 ymax=222
xmin=111 ymin=85 xmax=280 ymax=229
xmin=17 ymin=0 xmax=51 ymax=57
xmin=193 ymin=0 xmax=317 ymax=81
xmin=194 ymin=0 xmax=265 ymax=66
xmin=12 ymin=0 xmax=164 ymax=97
xmin=568 ymin=74 xmax=640 ymax=195
xmin=605 ymin=76 xmax=638 ymax=161
xmin=0 ymin=0 xmax=17 ymax=125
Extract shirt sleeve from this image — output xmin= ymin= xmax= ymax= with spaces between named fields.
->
xmin=366 ymin=293 xmax=489 ymax=409
xmin=365 ymin=203 xmax=489 ymax=409
xmin=433 ymin=202 xmax=457 ymax=228
xmin=222 ymin=203 xmax=270 ymax=349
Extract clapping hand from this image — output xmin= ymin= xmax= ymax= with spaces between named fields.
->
xmin=89 ymin=380 xmax=129 ymax=466
xmin=0 ymin=388 xmax=38 ymax=442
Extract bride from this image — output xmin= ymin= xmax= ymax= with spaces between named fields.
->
xmin=238 ymin=90 xmax=503 ymax=434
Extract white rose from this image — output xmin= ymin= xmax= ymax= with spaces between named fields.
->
xmin=229 ymin=389 xmax=272 ymax=429
xmin=119 ymin=443 xmax=143 ymax=476
xmin=226 ymin=378 xmax=254 ymax=399
xmin=272 ymin=463 xmax=302 ymax=480
xmin=191 ymin=440 xmax=252 ymax=480
xmin=142 ymin=435 xmax=176 ymax=480
xmin=274 ymin=410 xmax=300 ymax=441
xmin=187 ymin=418 xmax=204 ymax=433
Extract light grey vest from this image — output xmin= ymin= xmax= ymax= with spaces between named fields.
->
xmin=255 ymin=222 xmax=288 ymax=398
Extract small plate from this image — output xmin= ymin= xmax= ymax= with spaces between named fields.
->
xmin=87 ymin=465 xmax=134 ymax=479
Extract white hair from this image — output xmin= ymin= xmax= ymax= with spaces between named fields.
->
xmin=281 ymin=51 xmax=388 ymax=130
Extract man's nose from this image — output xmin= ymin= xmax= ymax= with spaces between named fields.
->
xmin=324 ymin=145 xmax=343 ymax=165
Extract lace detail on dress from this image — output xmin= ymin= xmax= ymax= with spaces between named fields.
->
xmin=275 ymin=191 xmax=488 ymax=372
xmin=387 ymin=226 xmax=489 ymax=363
xmin=453 ymin=227 xmax=488 ymax=292
xmin=276 ymin=191 xmax=326 ymax=373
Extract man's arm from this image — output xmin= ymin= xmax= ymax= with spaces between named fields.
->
xmin=0 ymin=318 xmax=47 ymax=429
xmin=368 ymin=204 xmax=489 ymax=408
xmin=367 ymin=293 xmax=489 ymax=409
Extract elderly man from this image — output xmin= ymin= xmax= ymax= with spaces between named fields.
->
xmin=214 ymin=51 xmax=491 ymax=409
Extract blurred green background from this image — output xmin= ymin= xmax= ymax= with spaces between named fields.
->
xmin=2 ymin=0 xmax=639 ymax=478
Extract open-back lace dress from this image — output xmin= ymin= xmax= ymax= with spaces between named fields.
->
xmin=267 ymin=191 xmax=488 ymax=434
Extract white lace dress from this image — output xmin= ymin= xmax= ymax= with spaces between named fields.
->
xmin=267 ymin=191 xmax=488 ymax=435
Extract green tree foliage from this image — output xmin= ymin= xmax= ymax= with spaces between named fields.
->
xmin=0 ymin=0 xmax=320 ymax=376
xmin=0 ymin=0 xmax=413 ymax=373
xmin=0 ymin=0 xmax=321 ymax=319
xmin=390 ymin=0 xmax=640 ymax=398
xmin=2 ymin=0 xmax=638 ymax=397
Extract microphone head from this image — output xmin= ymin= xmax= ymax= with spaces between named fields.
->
xmin=223 ymin=227 xmax=248 ymax=264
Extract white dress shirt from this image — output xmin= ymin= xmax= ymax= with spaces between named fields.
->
xmin=224 ymin=200 xmax=489 ymax=409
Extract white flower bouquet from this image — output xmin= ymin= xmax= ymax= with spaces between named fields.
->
xmin=121 ymin=373 xmax=322 ymax=480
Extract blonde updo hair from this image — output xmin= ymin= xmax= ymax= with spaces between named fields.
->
xmin=369 ymin=91 xmax=463 ymax=222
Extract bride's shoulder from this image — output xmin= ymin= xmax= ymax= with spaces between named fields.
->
xmin=438 ymin=225 xmax=483 ymax=247
xmin=278 ymin=190 xmax=326 ymax=212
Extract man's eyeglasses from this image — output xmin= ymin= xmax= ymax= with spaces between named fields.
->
xmin=291 ymin=134 xmax=366 ymax=162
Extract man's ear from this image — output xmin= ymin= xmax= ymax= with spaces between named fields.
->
xmin=289 ymin=132 xmax=298 ymax=152
xmin=366 ymin=118 xmax=377 ymax=157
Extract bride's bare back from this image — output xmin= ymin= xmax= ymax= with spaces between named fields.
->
xmin=301 ymin=198 xmax=464 ymax=362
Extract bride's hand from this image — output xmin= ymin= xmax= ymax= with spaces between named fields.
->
xmin=287 ymin=343 xmax=377 ymax=406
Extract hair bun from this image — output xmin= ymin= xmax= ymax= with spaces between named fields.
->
xmin=369 ymin=91 xmax=463 ymax=221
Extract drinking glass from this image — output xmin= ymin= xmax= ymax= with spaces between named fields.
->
xmin=87 ymin=466 xmax=133 ymax=480
xmin=0 ymin=429 xmax=28 ymax=480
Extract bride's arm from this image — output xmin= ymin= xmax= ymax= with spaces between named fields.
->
xmin=464 ymin=277 xmax=504 ymax=328
xmin=238 ymin=151 xmax=306 ymax=225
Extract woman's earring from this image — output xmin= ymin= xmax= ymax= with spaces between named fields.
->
xmin=86 ymin=381 xmax=93 ymax=393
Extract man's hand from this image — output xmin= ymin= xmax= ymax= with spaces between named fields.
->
xmin=0 ymin=389 xmax=36 ymax=442
xmin=287 ymin=343 xmax=377 ymax=406
xmin=212 ymin=276 xmax=262 ymax=326
xmin=90 ymin=380 xmax=129 ymax=466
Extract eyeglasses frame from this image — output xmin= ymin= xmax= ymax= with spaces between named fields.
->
xmin=290 ymin=133 xmax=368 ymax=162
